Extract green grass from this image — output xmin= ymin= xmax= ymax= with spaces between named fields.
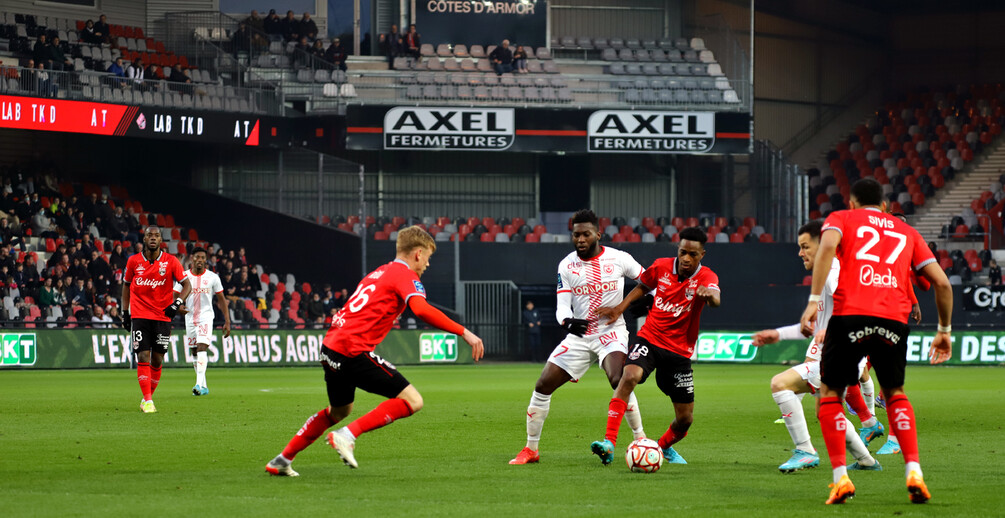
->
xmin=1 ymin=363 xmax=1002 ymax=517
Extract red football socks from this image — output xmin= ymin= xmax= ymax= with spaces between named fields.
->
xmin=657 ymin=426 xmax=687 ymax=450
xmin=137 ymin=362 xmax=152 ymax=400
xmin=149 ymin=365 xmax=162 ymax=396
xmin=887 ymin=394 xmax=920 ymax=463
xmin=281 ymin=408 xmax=337 ymax=460
xmin=817 ymin=396 xmax=847 ymax=468
xmin=347 ymin=398 xmax=414 ymax=438
xmin=844 ymin=384 xmax=873 ymax=421
xmin=604 ymin=398 xmax=628 ymax=445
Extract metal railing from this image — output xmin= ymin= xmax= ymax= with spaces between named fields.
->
xmin=691 ymin=14 xmax=751 ymax=110
xmin=752 ymin=140 xmax=807 ymax=243
xmin=0 ymin=65 xmax=283 ymax=115
xmin=461 ymin=281 xmax=521 ymax=358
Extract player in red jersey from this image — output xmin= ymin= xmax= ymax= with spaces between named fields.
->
xmin=799 ymin=178 xmax=953 ymax=505
xmin=122 ymin=226 xmax=191 ymax=414
xmin=265 ymin=226 xmax=484 ymax=476
xmin=590 ymin=227 xmax=720 ymax=465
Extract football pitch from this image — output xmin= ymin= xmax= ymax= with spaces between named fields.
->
xmin=1 ymin=363 xmax=1002 ymax=517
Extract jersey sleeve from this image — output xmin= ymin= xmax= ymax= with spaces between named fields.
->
xmin=622 ymin=252 xmax=644 ymax=280
xmin=211 ymin=274 xmax=224 ymax=294
xmin=556 ymin=263 xmax=570 ymax=294
xmin=703 ymin=270 xmax=720 ymax=292
xmin=123 ymin=256 xmax=135 ymax=283
xmin=821 ymin=211 xmax=845 ymax=238
xmin=392 ymin=270 xmax=427 ymax=303
xmin=637 ymin=260 xmax=660 ymax=289
xmin=909 ymin=227 xmax=936 ymax=271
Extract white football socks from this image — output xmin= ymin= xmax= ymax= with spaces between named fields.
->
xmin=195 ymin=351 xmax=208 ymax=387
xmin=860 ymin=378 xmax=875 ymax=414
xmin=773 ymin=390 xmax=814 ymax=452
xmin=906 ymin=461 xmax=922 ymax=478
xmin=844 ymin=416 xmax=876 ymax=466
xmin=626 ymin=391 xmax=645 ymax=439
xmin=525 ymin=391 xmax=551 ymax=451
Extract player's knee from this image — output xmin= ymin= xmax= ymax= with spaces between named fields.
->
xmin=769 ymin=375 xmax=788 ymax=393
xmin=676 ymin=414 xmax=694 ymax=431
xmin=608 ymin=372 xmax=622 ymax=389
xmin=403 ymin=393 xmax=423 ymax=413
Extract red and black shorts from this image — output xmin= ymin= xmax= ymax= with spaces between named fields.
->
xmin=626 ymin=337 xmax=695 ymax=404
xmin=131 ymin=318 xmax=172 ymax=354
xmin=821 ymin=315 xmax=909 ymax=390
xmin=321 ymin=346 xmax=411 ymax=407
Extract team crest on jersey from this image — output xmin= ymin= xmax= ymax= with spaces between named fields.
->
xmin=604 ymin=264 xmax=614 ymax=275
xmin=685 ymin=287 xmax=695 ymax=300
xmin=413 ymin=280 xmax=426 ymax=295
xmin=556 ymin=273 xmax=563 ymax=288
xmin=158 ymin=261 xmax=167 ymax=276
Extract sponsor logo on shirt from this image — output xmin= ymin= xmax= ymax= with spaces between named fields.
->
xmin=556 ymin=273 xmax=563 ymax=289
xmin=658 ymin=273 xmax=672 ymax=286
xmin=572 ymin=281 xmax=619 ymax=296
xmin=598 ymin=331 xmax=620 ymax=347
xmin=859 ymin=264 xmax=898 ymax=288
xmin=413 ymin=280 xmax=426 ymax=295
xmin=368 ymin=269 xmax=385 ymax=280
xmin=134 ymin=277 xmax=167 ymax=288
xmin=654 ymin=296 xmax=690 ymax=317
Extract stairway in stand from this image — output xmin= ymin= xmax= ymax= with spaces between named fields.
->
xmin=911 ymin=137 xmax=1005 ymax=247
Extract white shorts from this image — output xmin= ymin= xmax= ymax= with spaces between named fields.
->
xmin=185 ymin=321 xmax=213 ymax=348
xmin=548 ymin=328 xmax=629 ymax=381
xmin=792 ymin=357 xmax=869 ymax=393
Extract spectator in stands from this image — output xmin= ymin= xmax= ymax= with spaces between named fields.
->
xmin=56 ymin=206 xmax=81 ymax=240
xmin=88 ymin=250 xmax=112 ymax=293
xmin=35 ymin=62 xmax=56 ymax=97
xmin=513 ymin=45 xmax=529 ymax=74
xmin=0 ymin=246 xmax=14 ymax=274
xmin=0 ymin=216 xmax=25 ymax=252
xmin=107 ymin=58 xmax=126 ymax=88
xmin=300 ymin=13 xmax=318 ymax=40
xmin=18 ymin=60 xmax=35 ymax=94
xmin=281 ymin=10 xmax=300 ymax=42
xmin=67 ymin=277 xmax=88 ymax=306
xmin=379 ymin=24 xmax=402 ymax=67
xmin=32 ymin=34 xmax=49 ymax=66
xmin=489 ymin=39 xmax=514 ymax=75
xmin=403 ymin=24 xmax=421 ymax=59
xmin=236 ymin=247 xmax=249 ymax=266
xmin=39 ymin=277 xmax=57 ymax=308
xmin=107 ymin=306 xmax=123 ymax=328
xmin=294 ymin=36 xmax=312 ymax=67
xmin=310 ymin=39 xmax=326 ymax=64
xmin=231 ymin=23 xmax=252 ymax=55
xmin=22 ymin=254 xmax=39 ymax=289
xmin=93 ymin=15 xmax=111 ymax=44
xmin=167 ymin=65 xmax=193 ymax=86
xmin=523 ymin=300 xmax=543 ymax=361
xmin=235 ymin=270 xmax=254 ymax=300
xmin=78 ymin=193 xmax=98 ymax=226
xmin=109 ymin=243 xmax=128 ymax=271
xmin=244 ymin=10 xmax=264 ymax=32
xmin=80 ymin=20 xmax=102 ymax=45
xmin=264 ymin=9 xmax=283 ymax=39
xmin=105 ymin=205 xmax=138 ymax=244
xmin=48 ymin=36 xmax=72 ymax=72
xmin=326 ymin=38 xmax=348 ymax=71
xmin=91 ymin=305 xmax=113 ymax=328
xmin=31 ymin=210 xmax=51 ymax=237
xmin=96 ymin=194 xmax=114 ymax=225
xmin=306 ymin=292 xmax=325 ymax=324
xmin=244 ymin=265 xmax=262 ymax=294
xmin=127 ymin=58 xmax=145 ymax=90
xmin=990 ymin=259 xmax=1002 ymax=286
xmin=144 ymin=63 xmax=162 ymax=85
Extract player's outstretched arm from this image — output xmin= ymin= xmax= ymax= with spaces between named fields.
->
xmin=752 ymin=323 xmax=803 ymax=346
xmin=697 ymin=286 xmax=720 ymax=307
xmin=595 ymin=284 xmax=648 ymax=323
xmin=408 ymin=296 xmax=484 ymax=361
xmin=919 ymin=261 xmax=953 ymax=364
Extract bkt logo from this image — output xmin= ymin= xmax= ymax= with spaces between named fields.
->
xmin=420 ymin=333 xmax=458 ymax=362
xmin=695 ymin=333 xmax=756 ymax=362
xmin=572 ymin=281 xmax=618 ymax=296
xmin=1 ymin=333 xmax=37 ymax=366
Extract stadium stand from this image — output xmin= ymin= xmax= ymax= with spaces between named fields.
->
xmin=0 ymin=10 xmax=269 ymax=113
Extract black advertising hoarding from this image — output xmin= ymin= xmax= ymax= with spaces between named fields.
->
xmin=415 ymin=0 xmax=547 ymax=48
xmin=0 ymin=94 xmax=275 ymax=146
xmin=962 ymin=286 xmax=1005 ymax=311
xmin=345 ymin=105 xmax=751 ymax=154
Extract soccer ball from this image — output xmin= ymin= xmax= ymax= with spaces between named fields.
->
xmin=625 ymin=438 xmax=663 ymax=473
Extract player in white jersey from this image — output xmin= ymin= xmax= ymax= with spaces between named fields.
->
xmin=180 ymin=247 xmax=231 ymax=395
xmin=509 ymin=210 xmax=646 ymax=465
xmin=752 ymin=220 xmax=882 ymax=473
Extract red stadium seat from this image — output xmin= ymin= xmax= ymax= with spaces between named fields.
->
xmin=714 ymin=217 xmax=728 ymax=228
xmin=524 ymin=233 xmax=540 ymax=243
xmin=952 ymin=225 xmax=968 ymax=239
xmin=611 ymin=233 xmax=626 ymax=243
xmin=670 ymin=233 xmax=681 ymax=243
xmin=619 ymin=225 xmax=633 ymax=235
xmin=188 ymin=229 xmax=199 ymax=241
xmin=512 ymin=217 xmax=526 ymax=229
xmin=802 ymin=275 xmax=812 ymax=286
xmin=467 ymin=217 xmax=480 ymax=228
xmin=391 ymin=216 xmax=405 ymax=228
xmin=684 ymin=217 xmax=699 ymax=228
xmin=383 ymin=223 xmax=397 ymax=234
xmin=138 ymin=214 xmax=149 ymax=226
xmin=482 ymin=217 xmax=496 ymax=228
xmin=911 ymin=193 xmax=925 ymax=207
xmin=628 ymin=233 xmax=641 ymax=243
xmin=743 ymin=217 xmax=757 ymax=228
xmin=533 ymin=225 xmax=547 ymax=235
xmin=641 ymin=217 xmax=655 ymax=229
xmin=671 ymin=217 xmax=685 ymax=229
xmin=171 ymin=228 xmax=181 ymax=241
xmin=729 ymin=233 xmax=743 ymax=243
xmin=759 ymin=233 xmax=774 ymax=243
xmin=479 ymin=232 xmax=494 ymax=242
xmin=45 ymin=238 xmax=56 ymax=253
xmin=374 ymin=231 xmax=388 ymax=240
xmin=155 ymin=214 xmax=166 ymax=226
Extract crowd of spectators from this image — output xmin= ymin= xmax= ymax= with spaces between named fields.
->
xmin=0 ymin=162 xmax=349 ymax=329
xmin=237 ymin=9 xmax=347 ymax=71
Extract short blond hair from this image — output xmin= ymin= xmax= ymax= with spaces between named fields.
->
xmin=396 ymin=225 xmax=436 ymax=255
